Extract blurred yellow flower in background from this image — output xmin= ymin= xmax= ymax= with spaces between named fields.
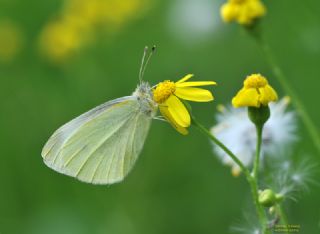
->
xmin=39 ymin=0 xmax=151 ymax=64
xmin=39 ymin=20 xmax=87 ymax=63
xmin=0 ymin=20 xmax=23 ymax=63
xmin=232 ymin=74 xmax=278 ymax=108
xmin=220 ymin=0 xmax=266 ymax=25
xmin=153 ymin=74 xmax=216 ymax=135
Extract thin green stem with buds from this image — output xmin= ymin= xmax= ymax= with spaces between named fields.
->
xmin=251 ymin=123 xmax=270 ymax=234
xmin=191 ymin=116 xmax=270 ymax=233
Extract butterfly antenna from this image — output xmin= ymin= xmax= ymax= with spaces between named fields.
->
xmin=139 ymin=46 xmax=148 ymax=83
xmin=140 ymin=45 xmax=156 ymax=82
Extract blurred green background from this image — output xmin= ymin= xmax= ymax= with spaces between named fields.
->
xmin=1 ymin=0 xmax=320 ymax=233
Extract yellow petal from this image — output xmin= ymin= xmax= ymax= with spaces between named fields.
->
xmin=175 ymin=81 xmax=216 ymax=87
xmin=159 ymin=106 xmax=188 ymax=135
xmin=232 ymin=88 xmax=260 ymax=108
xmin=176 ymin=74 xmax=194 ymax=83
xmin=165 ymin=95 xmax=190 ymax=127
xmin=248 ymin=0 xmax=266 ymax=17
xmin=221 ymin=3 xmax=239 ymax=23
xmin=259 ymin=85 xmax=278 ymax=105
xmin=175 ymin=87 xmax=214 ymax=102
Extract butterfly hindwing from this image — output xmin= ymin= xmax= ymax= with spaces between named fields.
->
xmin=42 ymin=96 xmax=152 ymax=184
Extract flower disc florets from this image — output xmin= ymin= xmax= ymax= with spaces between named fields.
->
xmin=153 ymin=80 xmax=176 ymax=104
xmin=244 ymin=74 xmax=267 ymax=88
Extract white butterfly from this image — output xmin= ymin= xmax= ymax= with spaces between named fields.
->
xmin=41 ymin=47 xmax=158 ymax=185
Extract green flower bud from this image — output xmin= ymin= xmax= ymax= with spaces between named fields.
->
xmin=248 ymin=105 xmax=270 ymax=128
xmin=259 ymin=189 xmax=277 ymax=207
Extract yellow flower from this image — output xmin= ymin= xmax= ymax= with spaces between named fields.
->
xmin=38 ymin=20 xmax=85 ymax=63
xmin=153 ymin=74 xmax=216 ymax=135
xmin=0 ymin=20 xmax=23 ymax=63
xmin=38 ymin=0 xmax=150 ymax=64
xmin=220 ymin=0 xmax=266 ymax=25
xmin=232 ymin=74 xmax=278 ymax=108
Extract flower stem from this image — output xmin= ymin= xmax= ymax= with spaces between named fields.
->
xmin=191 ymin=116 xmax=269 ymax=233
xmin=277 ymin=204 xmax=288 ymax=226
xmin=251 ymin=124 xmax=270 ymax=233
xmin=253 ymin=125 xmax=263 ymax=181
xmin=248 ymin=27 xmax=320 ymax=154
xmin=191 ymin=116 xmax=250 ymax=177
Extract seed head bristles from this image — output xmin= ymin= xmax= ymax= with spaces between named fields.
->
xmin=267 ymin=159 xmax=318 ymax=202
xmin=289 ymin=158 xmax=319 ymax=192
xmin=230 ymin=211 xmax=262 ymax=234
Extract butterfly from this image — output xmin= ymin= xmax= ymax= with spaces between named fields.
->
xmin=41 ymin=46 xmax=158 ymax=185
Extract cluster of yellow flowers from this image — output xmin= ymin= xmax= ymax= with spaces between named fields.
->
xmin=0 ymin=20 xmax=23 ymax=63
xmin=220 ymin=0 xmax=266 ymax=25
xmin=152 ymin=73 xmax=276 ymax=134
xmin=38 ymin=0 xmax=149 ymax=63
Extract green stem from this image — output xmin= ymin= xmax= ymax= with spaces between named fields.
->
xmin=251 ymin=124 xmax=270 ymax=233
xmin=191 ymin=116 xmax=269 ymax=233
xmin=247 ymin=176 xmax=269 ymax=233
xmin=249 ymin=29 xmax=320 ymax=154
xmin=191 ymin=116 xmax=250 ymax=178
xmin=277 ymin=204 xmax=288 ymax=226
xmin=253 ymin=125 xmax=263 ymax=181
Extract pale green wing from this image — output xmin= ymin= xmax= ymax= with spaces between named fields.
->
xmin=90 ymin=110 xmax=152 ymax=184
xmin=42 ymin=96 xmax=152 ymax=184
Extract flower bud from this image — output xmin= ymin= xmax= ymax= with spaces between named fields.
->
xmin=248 ymin=105 xmax=270 ymax=128
xmin=258 ymin=189 xmax=276 ymax=207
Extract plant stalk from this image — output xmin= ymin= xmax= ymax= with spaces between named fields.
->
xmin=253 ymin=125 xmax=263 ymax=181
xmin=191 ymin=116 xmax=270 ymax=233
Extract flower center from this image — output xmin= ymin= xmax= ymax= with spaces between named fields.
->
xmin=153 ymin=80 xmax=176 ymax=103
xmin=244 ymin=74 xmax=268 ymax=89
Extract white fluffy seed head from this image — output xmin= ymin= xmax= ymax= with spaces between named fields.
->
xmin=211 ymin=97 xmax=297 ymax=175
